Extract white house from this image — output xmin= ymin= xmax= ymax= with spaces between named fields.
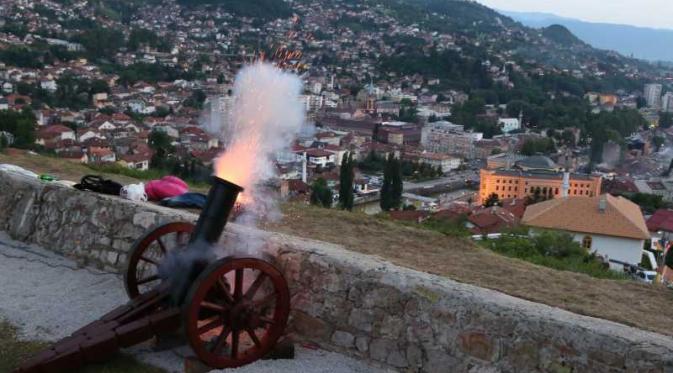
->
xmin=305 ymin=148 xmax=336 ymax=168
xmin=418 ymin=152 xmax=461 ymax=173
xmin=522 ymin=194 xmax=650 ymax=270
xmin=498 ymin=118 xmax=521 ymax=133
xmin=40 ymin=80 xmax=57 ymax=92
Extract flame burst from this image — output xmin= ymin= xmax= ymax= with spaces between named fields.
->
xmin=214 ymin=63 xmax=305 ymax=211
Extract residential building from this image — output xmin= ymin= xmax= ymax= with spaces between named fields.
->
xmin=497 ymin=117 xmax=521 ymax=133
xmin=417 ymin=152 xmax=461 ymax=173
xmin=664 ymin=92 xmax=673 ymax=113
xmin=522 ymin=195 xmax=649 ymax=270
xmin=479 ymin=169 xmax=601 ymax=203
xmin=644 ymin=83 xmax=663 ymax=109
xmin=421 ymin=121 xmax=482 ymax=159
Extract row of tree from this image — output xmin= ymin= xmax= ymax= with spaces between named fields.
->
xmin=310 ymin=152 xmax=404 ymax=212
xmin=0 ymin=108 xmax=37 ymax=149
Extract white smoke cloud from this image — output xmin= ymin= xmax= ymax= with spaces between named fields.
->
xmin=213 ymin=62 xmax=306 ymax=228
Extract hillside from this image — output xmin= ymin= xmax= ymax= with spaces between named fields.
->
xmin=176 ymin=0 xmax=292 ymax=19
xmin=542 ymin=24 xmax=583 ymax=47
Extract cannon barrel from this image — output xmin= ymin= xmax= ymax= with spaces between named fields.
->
xmin=190 ymin=176 xmax=244 ymax=245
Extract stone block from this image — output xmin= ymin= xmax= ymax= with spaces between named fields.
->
xmin=369 ymin=338 xmax=396 ymax=362
xmin=458 ymin=331 xmax=495 ymax=362
xmin=291 ymin=310 xmax=332 ymax=340
xmin=331 ymin=330 xmax=355 ymax=348
xmin=348 ymin=308 xmax=376 ymax=333
xmin=355 ymin=336 xmax=369 ymax=353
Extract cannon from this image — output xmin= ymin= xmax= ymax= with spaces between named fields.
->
xmin=15 ymin=177 xmax=291 ymax=372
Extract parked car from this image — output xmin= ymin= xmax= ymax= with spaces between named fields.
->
xmin=636 ymin=270 xmax=658 ymax=284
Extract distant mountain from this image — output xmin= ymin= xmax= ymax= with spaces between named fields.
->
xmin=541 ymin=24 xmax=583 ymax=47
xmin=502 ymin=10 xmax=673 ymax=62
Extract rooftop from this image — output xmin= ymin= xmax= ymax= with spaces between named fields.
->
xmin=522 ymin=195 xmax=650 ymax=240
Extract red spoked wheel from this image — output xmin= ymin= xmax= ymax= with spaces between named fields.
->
xmin=124 ymin=222 xmax=194 ymax=299
xmin=183 ymin=257 xmax=290 ymax=369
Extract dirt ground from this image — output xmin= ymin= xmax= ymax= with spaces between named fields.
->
xmin=263 ymin=203 xmax=673 ymax=338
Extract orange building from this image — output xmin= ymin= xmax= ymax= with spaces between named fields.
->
xmin=479 ymin=169 xmax=601 ymax=204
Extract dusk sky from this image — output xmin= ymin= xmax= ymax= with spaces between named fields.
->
xmin=476 ymin=0 xmax=673 ymax=30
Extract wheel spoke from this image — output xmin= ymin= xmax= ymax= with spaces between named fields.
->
xmin=246 ymin=327 xmax=262 ymax=349
xmin=156 ymin=238 xmax=167 ymax=253
xmin=244 ymin=273 xmax=267 ymax=300
xmin=212 ymin=326 xmax=231 ymax=354
xmin=197 ymin=316 xmax=224 ymax=335
xmin=139 ymin=256 xmax=158 ymax=265
xmin=230 ymin=329 xmax=240 ymax=359
xmin=137 ymin=275 xmax=160 ymax=285
xmin=201 ymin=301 xmax=228 ymax=313
xmin=233 ymin=269 xmax=244 ymax=301
xmin=217 ymin=278 xmax=235 ymax=305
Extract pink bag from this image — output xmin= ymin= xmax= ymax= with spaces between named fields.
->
xmin=145 ymin=176 xmax=189 ymax=201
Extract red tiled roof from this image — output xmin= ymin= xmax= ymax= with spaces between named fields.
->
xmin=647 ymin=209 xmax=673 ymax=233
xmin=468 ymin=207 xmax=520 ymax=234
xmin=305 ymin=148 xmax=333 ymax=157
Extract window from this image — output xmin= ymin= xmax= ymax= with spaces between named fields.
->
xmin=555 ymin=188 xmax=559 ymax=195
xmin=582 ymin=236 xmax=592 ymax=249
xmin=496 ymin=186 xmax=499 ymax=191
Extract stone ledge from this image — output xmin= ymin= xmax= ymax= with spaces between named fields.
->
xmin=1 ymin=169 xmax=673 ymax=372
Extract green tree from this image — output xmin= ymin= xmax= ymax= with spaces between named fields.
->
xmin=660 ymin=112 xmax=673 ymax=129
xmin=89 ymin=79 xmax=110 ymax=95
xmin=398 ymin=98 xmax=418 ymax=122
xmin=310 ymin=178 xmax=333 ymax=208
xmin=380 ymin=153 xmax=400 ymax=211
xmin=653 ymin=135 xmax=665 ymax=153
xmin=148 ymin=130 xmax=175 ymax=169
xmin=338 ymin=152 xmax=355 ymax=210
xmin=0 ymin=109 xmax=36 ymax=148
xmin=0 ymin=133 xmax=8 ymax=151
xmin=391 ymin=156 xmax=403 ymax=209
xmin=483 ymin=193 xmax=500 ymax=207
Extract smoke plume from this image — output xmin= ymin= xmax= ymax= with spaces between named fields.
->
xmin=214 ymin=62 xmax=306 ymax=225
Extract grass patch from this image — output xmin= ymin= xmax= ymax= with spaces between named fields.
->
xmin=0 ymin=321 xmax=49 ymax=373
xmin=419 ymin=215 xmax=471 ymax=237
xmin=0 ymin=320 xmax=165 ymax=373
xmin=480 ymin=231 xmax=628 ymax=280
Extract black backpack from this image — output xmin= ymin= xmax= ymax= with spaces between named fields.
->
xmin=73 ymin=175 xmax=123 ymax=196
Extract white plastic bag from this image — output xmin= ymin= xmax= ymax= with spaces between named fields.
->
xmin=120 ymin=183 xmax=148 ymax=202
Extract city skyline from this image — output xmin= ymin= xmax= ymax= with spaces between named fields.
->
xmin=476 ymin=0 xmax=673 ymax=30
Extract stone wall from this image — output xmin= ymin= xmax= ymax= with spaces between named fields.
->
xmin=2 ymin=169 xmax=673 ymax=372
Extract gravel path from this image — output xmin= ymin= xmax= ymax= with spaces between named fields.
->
xmin=0 ymin=232 xmax=386 ymax=373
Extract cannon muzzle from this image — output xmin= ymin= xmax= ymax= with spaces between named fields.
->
xmin=191 ymin=176 xmax=244 ymax=245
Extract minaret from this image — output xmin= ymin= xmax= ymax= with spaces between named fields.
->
xmin=518 ymin=110 xmax=524 ymax=130
xmin=302 ymin=152 xmax=307 ymax=183
xmin=562 ymin=171 xmax=570 ymax=198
